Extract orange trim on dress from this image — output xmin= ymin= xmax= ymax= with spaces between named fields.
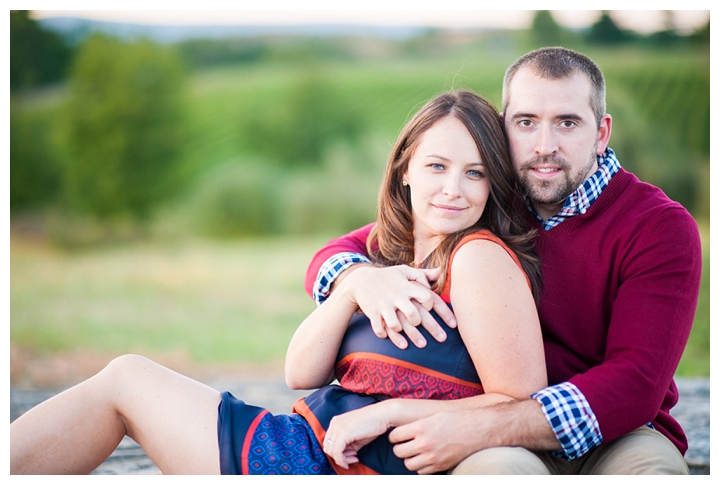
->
xmin=242 ymin=409 xmax=269 ymax=475
xmin=336 ymin=352 xmax=484 ymax=392
xmin=440 ymin=229 xmax=530 ymax=302
xmin=292 ymin=398 xmax=378 ymax=475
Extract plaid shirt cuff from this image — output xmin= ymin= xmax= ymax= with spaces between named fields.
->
xmin=532 ymin=382 xmax=603 ymax=460
xmin=312 ymin=252 xmax=372 ymax=305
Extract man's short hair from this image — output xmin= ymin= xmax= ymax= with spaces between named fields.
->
xmin=502 ymin=47 xmax=606 ymax=128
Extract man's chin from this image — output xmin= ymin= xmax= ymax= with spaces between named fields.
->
xmin=526 ymin=191 xmax=569 ymax=207
xmin=522 ymin=181 xmax=572 ymax=207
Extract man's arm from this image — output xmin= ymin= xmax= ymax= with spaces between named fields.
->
xmin=390 ymin=207 xmax=701 ymax=470
xmin=304 ymin=223 xmax=374 ymax=299
xmin=389 ymin=399 xmax=560 ymax=474
xmin=568 ymin=206 xmax=702 ymax=449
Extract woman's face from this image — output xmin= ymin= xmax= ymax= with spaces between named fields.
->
xmin=403 ymin=116 xmax=490 ymax=248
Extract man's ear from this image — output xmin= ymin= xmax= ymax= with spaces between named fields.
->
xmin=596 ymin=114 xmax=612 ymax=154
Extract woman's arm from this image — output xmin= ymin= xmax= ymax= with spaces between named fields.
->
xmin=451 ymin=239 xmax=547 ymax=398
xmin=323 ymin=239 xmax=547 ymax=468
xmin=287 ymin=263 xmax=456 ymax=389
xmin=285 ymin=275 xmax=360 ymax=390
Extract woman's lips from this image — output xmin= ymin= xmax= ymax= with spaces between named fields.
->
xmin=433 ymin=204 xmax=465 ymax=212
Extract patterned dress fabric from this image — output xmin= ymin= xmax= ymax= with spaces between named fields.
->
xmin=217 ymin=230 xmax=521 ymax=474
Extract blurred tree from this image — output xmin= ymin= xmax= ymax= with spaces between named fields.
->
xmin=10 ymin=100 xmax=62 ymax=211
xmin=588 ymin=11 xmax=632 ymax=44
xmin=238 ymin=69 xmax=364 ymax=167
xmin=178 ymin=38 xmax=268 ymax=69
xmin=531 ymin=10 xmax=563 ymax=46
xmin=10 ymin=10 xmax=73 ymax=90
xmin=59 ymin=35 xmax=186 ymax=219
xmin=649 ymin=11 xmax=681 ymax=46
xmin=689 ymin=19 xmax=710 ymax=45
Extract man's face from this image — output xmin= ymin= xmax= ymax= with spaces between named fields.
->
xmin=503 ymin=68 xmax=611 ymax=220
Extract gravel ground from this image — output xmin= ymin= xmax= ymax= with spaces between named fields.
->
xmin=10 ymin=376 xmax=709 ymax=475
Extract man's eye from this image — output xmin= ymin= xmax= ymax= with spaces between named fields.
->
xmin=518 ymin=120 xmax=533 ymax=127
xmin=560 ymin=120 xmax=576 ymax=128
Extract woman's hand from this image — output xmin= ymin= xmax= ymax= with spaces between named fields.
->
xmin=322 ymin=404 xmax=391 ymax=469
xmin=342 ymin=265 xmax=457 ymax=349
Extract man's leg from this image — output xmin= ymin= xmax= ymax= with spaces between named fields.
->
xmin=450 ymin=447 xmax=552 ymax=475
xmin=579 ymin=426 xmax=689 ymax=475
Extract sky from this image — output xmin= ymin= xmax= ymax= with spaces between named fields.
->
xmin=27 ymin=3 xmax=711 ymax=35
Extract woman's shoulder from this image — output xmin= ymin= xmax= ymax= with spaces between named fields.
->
xmin=440 ymin=229 xmax=529 ymax=300
xmin=451 ymin=229 xmax=522 ymax=272
xmin=454 ymin=229 xmax=508 ymax=251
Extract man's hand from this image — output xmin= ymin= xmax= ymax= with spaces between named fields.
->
xmin=388 ymin=400 xmax=560 ymax=474
xmin=341 ymin=265 xmax=457 ymax=349
xmin=388 ymin=411 xmax=476 ymax=474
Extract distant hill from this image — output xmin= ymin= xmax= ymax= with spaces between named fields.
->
xmin=37 ymin=17 xmax=432 ymax=44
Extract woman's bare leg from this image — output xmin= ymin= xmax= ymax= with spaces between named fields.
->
xmin=11 ymin=354 xmax=222 ymax=474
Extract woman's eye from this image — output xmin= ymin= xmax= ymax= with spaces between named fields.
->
xmin=468 ymin=170 xmax=484 ymax=178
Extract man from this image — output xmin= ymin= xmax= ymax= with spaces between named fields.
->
xmin=304 ymin=47 xmax=702 ymax=474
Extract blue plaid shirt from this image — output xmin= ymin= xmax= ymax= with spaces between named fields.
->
xmin=313 ymin=252 xmax=372 ymax=305
xmin=312 ymin=148 xmax=622 ymax=459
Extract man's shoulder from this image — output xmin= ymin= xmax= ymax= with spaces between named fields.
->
xmin=611 ymin=169 xmax=694 ymax=220
xmin=608 ymin=170 xmax=700 ymax=250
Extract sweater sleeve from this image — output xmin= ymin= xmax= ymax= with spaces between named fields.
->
xmin=304 ymin=223 xmax=375 ymax=300
xmin=568 ymin=206 xmax=702 ymax=452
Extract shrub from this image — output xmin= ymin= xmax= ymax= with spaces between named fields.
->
xmin=181 ymin=161 xmax=283 ymax=237
xmin=58 ymin=35 xmax=186 ymax=220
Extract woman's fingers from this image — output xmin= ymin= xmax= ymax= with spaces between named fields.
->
xmin=323 ymin=435 xmax=348 ymax=469
xmin=348 ymin=265 xmax=456 ymax=348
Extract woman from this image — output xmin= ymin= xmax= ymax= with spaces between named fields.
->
xmin=10 ymin=90 xmax=545 ymax=475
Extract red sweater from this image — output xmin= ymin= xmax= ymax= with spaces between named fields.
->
xmin=304 ymin=168 xmax=702 ymax=454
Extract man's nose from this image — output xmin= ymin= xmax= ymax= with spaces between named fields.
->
xmin=535 ymin=124 xmax=558 ymax=156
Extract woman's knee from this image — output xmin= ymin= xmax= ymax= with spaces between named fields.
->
xmin=96 ymin=354 xmax=165 ymax=394
xmin=450 ymin=447 xmax=551 ymax=475
xmin=102 ymin=354 xmax=154 ymax=378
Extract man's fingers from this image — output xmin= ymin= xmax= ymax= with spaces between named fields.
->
xmin=386 ymin=328 xmax=409 ymax=350
xmin=428 ymin=292 xmax=457 ymax=329
xmin=414 ymin=464 xmax=440 ymax=475
xmin=397 ymin=311 xmax=426 ymax=348
xmin=416 ymin=303 xmax=447 ymax=343
xmin=388 ymin=422 xmax=415 ymax=445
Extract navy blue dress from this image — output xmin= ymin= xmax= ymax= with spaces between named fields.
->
xmin=217 ymin=230 xmax=523 ymax=475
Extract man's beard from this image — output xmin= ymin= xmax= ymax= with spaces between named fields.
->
xmin=518 ymin=152 xmax=597 ymax=206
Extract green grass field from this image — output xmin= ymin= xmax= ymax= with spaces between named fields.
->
xmin=10 ymin=44 xmax=709 ymax=379
xmin=10 ymin=234 xmax=322 ymax=366
xmin=10 ymin=219 xmax=710 ymax=377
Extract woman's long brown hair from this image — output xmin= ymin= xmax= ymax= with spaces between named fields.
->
xmin=367 ymin=90 xmax=542 ymax=302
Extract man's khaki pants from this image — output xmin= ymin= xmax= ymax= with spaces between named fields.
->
xmin=450 ymin=427 xmax=689 ymax=475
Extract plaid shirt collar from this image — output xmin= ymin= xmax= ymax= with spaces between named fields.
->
xmin=528 ymin=147 xmax=621 ymax=231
